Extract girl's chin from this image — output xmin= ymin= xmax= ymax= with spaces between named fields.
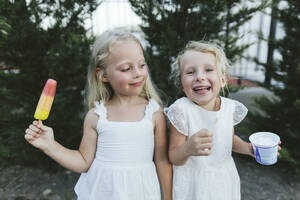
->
xmin=191 ymin=98 xmax=210 ymax=106
xmin=189 ymin=94 xmax=215 ymax=104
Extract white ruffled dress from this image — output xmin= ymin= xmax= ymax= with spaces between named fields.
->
xmin=165 ymin=97 xmax=248 ymax=200
xmin=74 ymin=99 xmax=161 ymax=200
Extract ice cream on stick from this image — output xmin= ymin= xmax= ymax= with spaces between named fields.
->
xmin=34 ymin=79 xmax=57 ymax=123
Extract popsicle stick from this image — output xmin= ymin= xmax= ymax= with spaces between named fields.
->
xmin=204 ymin=118 xmax=218 ymax=152
xmin=38 ymin=119 xmax=43 ymax=127
xmin=37 ymin=120 xmax=43 ymax=134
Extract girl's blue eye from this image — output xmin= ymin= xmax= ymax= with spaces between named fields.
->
xmin=140 ymin=63 xmax=146 ymax=68
xmin=120 ymin=68 xmax=130 ymax=72
xmin=206 ymin=68 xmax=213 ymax=72
xmin=186 ymin=71 xmax=194 ymax=74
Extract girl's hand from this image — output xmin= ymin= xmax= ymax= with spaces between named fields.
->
xmin=24 ymin=120 xmax=55 ymax=152
xmin=185 ymin=128 xmax=213 ymax=156
xmin=277 ymin=141 xmax=281 ymax=156
xmin=248 ymin=141 xmax=282 ymax=158
xmin=276 ymin=141 xmax=282 ymax=157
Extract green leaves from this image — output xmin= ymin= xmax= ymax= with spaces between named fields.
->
xmin=0 ymin=0 xmax=97 ymax=167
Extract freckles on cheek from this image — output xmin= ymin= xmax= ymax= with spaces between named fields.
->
xmin=181 ymin=77 xmax=189 ymax=88
xmin=113 ymin=73 xmax=128 ymax=86
xmin=118 ymin=77 xmax=129 ymax=86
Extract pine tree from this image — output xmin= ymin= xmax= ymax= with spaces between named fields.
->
xmin=0 ymin=0 xmax=98 ymax=167
xmin=129 ymin=0 xmax=267 ymax=101
xmin=248 ymin=0 xmax=300 ymax=167
xmin=0 ymin=16 xmax=10 ymax=38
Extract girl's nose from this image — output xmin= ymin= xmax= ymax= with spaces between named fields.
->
xmin=195 ymin=71 xmax=205 ymax=81
xmin=132 ymin=66 xmax=141 ymax=77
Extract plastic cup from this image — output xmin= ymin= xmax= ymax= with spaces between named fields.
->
xmin=249 ymin=132 xmax=280 ymax=165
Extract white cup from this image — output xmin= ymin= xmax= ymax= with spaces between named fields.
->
xmin=249 ymin=132 xmax=280 ymax=165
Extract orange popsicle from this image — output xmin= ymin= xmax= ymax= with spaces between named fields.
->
xmin=34 ymin=79 xmax=57 ymax=120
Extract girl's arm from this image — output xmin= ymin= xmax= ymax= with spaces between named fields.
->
xmin=169 ymin=125 xmax=213 ymax=166
xmin=153 ymin=109 xmax=172 ymax=200
xmin=168 ymin=125 xmax=190 ymax=165
xmin=232 ymin=130 xmax=254 ymax=157
xmin=25 ymin=109 xmax=98 ymax=173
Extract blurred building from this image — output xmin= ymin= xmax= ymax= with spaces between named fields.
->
xmin=231 ymin=2 xmax=284 ymax=84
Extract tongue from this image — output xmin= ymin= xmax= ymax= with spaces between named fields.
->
xmin=195 ymin=88 xmax=209 ymax=95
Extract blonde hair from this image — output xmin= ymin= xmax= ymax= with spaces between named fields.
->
xmin=170 ymin=41 xmax=231 ymax=95
xmin=86 ymin=28 xmax=162 ymax=109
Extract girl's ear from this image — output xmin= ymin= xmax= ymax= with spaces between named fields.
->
xmin=95 ymin=67 xmax=108 ymax=82
xmin=101 ymin=73 xmax=108 ymax=82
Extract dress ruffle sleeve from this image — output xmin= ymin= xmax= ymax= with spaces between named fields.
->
xmin=233 ymin=100 xmax=248 ymax=126
xmin=164 ymin=103 xmax=188 ymax=136
xmin=145 ymin=99 xmax=160 ymax=118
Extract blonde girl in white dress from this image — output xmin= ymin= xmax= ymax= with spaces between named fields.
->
xmin=165 ymin=41 xmax=255 ymax=200
xmin=24 ymin=29 xmax=172 ymax=200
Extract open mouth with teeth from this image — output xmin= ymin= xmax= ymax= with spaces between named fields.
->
xmin=193 ymin=86 xmax=211 ymax=94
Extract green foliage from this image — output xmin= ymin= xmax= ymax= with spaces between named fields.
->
xmin=278 ymin=147 xmax=298 ymax=165
xmin=129 ymin=0 xmax=268 ymax=102
xmin=0 ymin=0 xmax=98 ymax=167
xmin=59 ymin=189 xmax=72 ymax=200
xmin=0 ymin=16 xmax=10 ymax=38
xmin=248 ymin=0 xmax=300 ymax=168
xmin=227 ymin=84 xmax=246 ymax=94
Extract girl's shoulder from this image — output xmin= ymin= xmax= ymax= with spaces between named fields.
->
xmin=168 ymin=97 xmax=191 ymax=109
xmin=147 ymin=98 xmax=162 ymax=114
xmin=164 ymin=97 xmax=191 ymax=118
xmin=164 ymin=97 xmax=190 ymax=135
xmin=220 ymin=97 xmax=247 ymax=111
xmin=93 ymin=101 xmax=106 ymax=117
xmin=166 ymin=97 xmax=195 ymax=118
xmin=220 ymin=97 xmax=248 ymax=125
xmin=220 ymin=96 xmax=236 ymax=104
xmin=84 ymin=107 xmax=100 ymax=130
xmin=164 ymin=97 xmax=193 ymax=118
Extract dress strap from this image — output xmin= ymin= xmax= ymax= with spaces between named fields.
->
xmin=144 ymin=99 xmax=160 ymax=120
xmin=94 ymin=101 xmax=107 ymax=122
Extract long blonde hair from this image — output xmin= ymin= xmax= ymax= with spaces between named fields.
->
xmin=86 ymin=28 xmax=162 ymax=109
xmin=170 ymin=41 xmax=231 ymax=95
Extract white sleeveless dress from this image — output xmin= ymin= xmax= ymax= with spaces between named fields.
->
xmin=74 ymin=99 xmax=161 ymax=200
xmin=165 ymin=97 xmax=248 ymax=200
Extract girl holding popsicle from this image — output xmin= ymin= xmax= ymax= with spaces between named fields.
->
xmin=165 ymin=41 xmax=264 ymax=200
xmin=25 ymin=29 xmax=172 ymax=200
